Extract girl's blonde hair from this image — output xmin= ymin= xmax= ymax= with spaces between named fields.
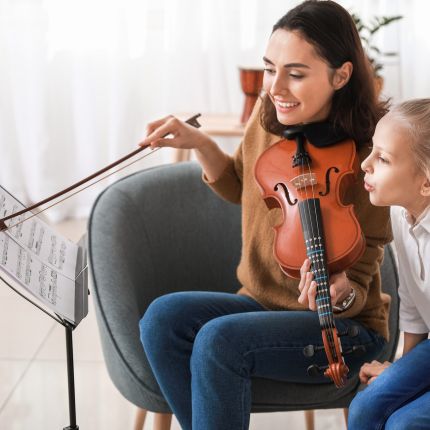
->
xmin=390 ymin=98 xmax=430 ymax=179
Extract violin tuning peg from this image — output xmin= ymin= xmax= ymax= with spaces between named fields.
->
xmin=303 ymin=345 xmax=314 ymax=357
xmin=338 ymin=325 xmax=360 ymax=338
xmin=307 ymin=364 xmax=328 ymax=377
xmin=303 ymin=344 xmax=325 ymax=358
xmin=342 ymin=345 xmax=366 ymax=357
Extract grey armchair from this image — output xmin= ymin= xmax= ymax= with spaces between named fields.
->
xmin=88 ymin=161 xmax=399 ymax=429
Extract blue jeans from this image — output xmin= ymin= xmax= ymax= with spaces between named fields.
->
xmin=349 ymin=339 xmax=430 ymax=430
xmin=139 ymin=291 xmax=386 ymax=430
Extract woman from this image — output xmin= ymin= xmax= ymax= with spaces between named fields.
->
xmin=139 ymin=2 xmax=391 ymax=429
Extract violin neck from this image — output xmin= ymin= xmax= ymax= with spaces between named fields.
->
xmin=298 ymin=198 xmax=334 ymax=329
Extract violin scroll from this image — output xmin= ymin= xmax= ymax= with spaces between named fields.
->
xmin=303 ymin=324 xmax=366 ymax=387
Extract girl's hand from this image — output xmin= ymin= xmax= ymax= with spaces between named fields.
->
xmin=297 ymin=260 xmax=352 ymax=311
xmin=139 ymin=115 xmax=214 ymax=151
xmin=359 ymin=360 xmax=391 ymax=385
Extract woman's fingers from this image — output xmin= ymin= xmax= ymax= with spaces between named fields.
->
xmin=330 ymin=283 xmax=337 ymax=305
xmin=298 ymin=273 xmax=310 ymax=303
xmin=298 ymin=259 xmax=319 ymax=310
xmin=328 ymin=271 xmax=351 ymax=305
xmin=140 ymin=117 xmax=181 ymax=148
xmin=298 ymin=259 xmax=311 ymax=292
xmin=144 ymin=115 xmax=175 ymax=137
xmin=298 ymin=273 xmax=315 ymax=308
xmin=307 ymin=280 xmax=317 ymax=310
xmin=300 ymin=259 xmax=311 ymax=276
xmin=139 ymin=115 xmax=211 ymax=150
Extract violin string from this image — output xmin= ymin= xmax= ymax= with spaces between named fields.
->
xmin=303 ymin=145 xmax=336 ymax=360
xmin=298 ymin=156 xmax=322 ymax=313
xmin=296 ymin=141 xmax=333 ymax=352
xmin=301 ymin=165 xmax=333 ymax=352
xmin=302 ymin=145 xmax=337 ymax=359
xmin=307 ymin=164 xmax=332 ymax=326
xmin=3 ymin=147 xmax=161 ymax=232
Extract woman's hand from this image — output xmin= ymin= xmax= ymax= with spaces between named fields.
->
xmin=297 ymin=259 xmax=353 ymax=311
xmin=140 ymin=114 xmax=231 ymax=183
xmin=139 ymin=115 xmax=213 ymax=151
xmin=358 ymin=360 xmax=391 ymax=385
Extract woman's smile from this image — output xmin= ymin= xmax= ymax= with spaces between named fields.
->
xmin=273 ymin=98 xmax=300 ymax=113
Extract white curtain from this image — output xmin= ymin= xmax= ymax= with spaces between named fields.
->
xmin=0 ymin=0 xmax=428 ymax=221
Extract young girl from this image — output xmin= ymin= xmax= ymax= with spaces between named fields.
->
xmin=348 ymin=99 xmax=430 ymax=430
xmin=139 ymin=1 xmax=392 ymax=429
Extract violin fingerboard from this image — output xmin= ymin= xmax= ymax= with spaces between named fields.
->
xmin=298 ymin=198 xmax=335 ymax=329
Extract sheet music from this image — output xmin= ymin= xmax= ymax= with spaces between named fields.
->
xmin=0 ymin=192 xmax=78 ymax=280
xmin=0 ymin=186 xmax=88 ymax=324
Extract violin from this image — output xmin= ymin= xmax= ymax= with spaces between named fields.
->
xmin=254 ymin=126 xmax=365 ymax=387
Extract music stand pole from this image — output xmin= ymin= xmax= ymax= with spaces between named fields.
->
xmin=63 ymin=321 xmax=79 ymax=430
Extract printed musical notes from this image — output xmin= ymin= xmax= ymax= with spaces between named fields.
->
xmin=0 ymin=186 xmax=87 ymax=324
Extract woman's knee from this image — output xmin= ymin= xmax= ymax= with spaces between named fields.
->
xmin=139 ymin=292 xmax=196 ymax=348
xmin=191 ymin=317 xmax=246 ymax=376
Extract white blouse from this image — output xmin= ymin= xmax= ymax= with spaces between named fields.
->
xmin=391 ymin=205 xmax=430 ymax=334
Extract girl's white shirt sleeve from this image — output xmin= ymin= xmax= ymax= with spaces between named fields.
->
xmin=398 ymin=269 xmax=428 ymax=333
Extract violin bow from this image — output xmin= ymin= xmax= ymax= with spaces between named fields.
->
xmin=0 ymin=113 xmax=202 ymax=232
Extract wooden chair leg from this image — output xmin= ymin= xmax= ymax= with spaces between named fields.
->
xmin=304 ymin=410 xmax=315 ymax=430
xmin=134 ymin=407 xmax=147 ymax=430
xmin=343 ymin=408 xmax=349 ymax=427
xmin=153 ymin=412 xmax=173 ymax=430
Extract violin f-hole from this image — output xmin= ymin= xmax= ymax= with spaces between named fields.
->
xmin=274 ymin=183 xmax=298 ymax=206
xmin=319 ymin=166 xmax=340 ymax=196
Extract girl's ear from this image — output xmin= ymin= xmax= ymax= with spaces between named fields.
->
xmin=333 ymin=61 xmax=353 ymax=90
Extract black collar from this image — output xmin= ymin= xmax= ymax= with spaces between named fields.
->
xmin=282 ymin=122 xmax=350 ymax=148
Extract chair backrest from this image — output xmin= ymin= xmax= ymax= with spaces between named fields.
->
xmin=88 ymin=161 xmax=399 ymax=412
xmin=378 ymin=244 xmax=400 ymax=362
xmin=88 ymin=162 xmax=242 ymax=410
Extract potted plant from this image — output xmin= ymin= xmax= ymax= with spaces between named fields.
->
xmin=352 ymin=13 xmax=403 ymax=95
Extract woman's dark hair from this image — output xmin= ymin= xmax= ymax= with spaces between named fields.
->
xmin=260 ymin=0 xmax=388 ymax=145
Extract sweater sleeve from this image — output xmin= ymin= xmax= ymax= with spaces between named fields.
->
xmin=201 ymin=97 xmax=265 ymax=204
xmin=202 ymin=142 xmax=244 ymax=205
xmin=337 ymin=148 xmax=393 ymax=318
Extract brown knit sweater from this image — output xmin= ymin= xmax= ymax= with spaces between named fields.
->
xmin=204 ymin=102 xmax=393 ymax=340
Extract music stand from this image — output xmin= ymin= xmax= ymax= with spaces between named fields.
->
xmin=0 ymin=227 xmax=88 ymax=430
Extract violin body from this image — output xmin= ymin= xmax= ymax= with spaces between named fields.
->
xmin=255 ymin=137 xmax=365 ymax=279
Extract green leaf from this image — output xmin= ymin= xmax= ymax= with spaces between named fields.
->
xmin=350 ymin=11 xmax=403 ymax=73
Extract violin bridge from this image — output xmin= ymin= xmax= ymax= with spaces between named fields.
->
xmin=290 ymin=173 xmax=317 ymax=190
